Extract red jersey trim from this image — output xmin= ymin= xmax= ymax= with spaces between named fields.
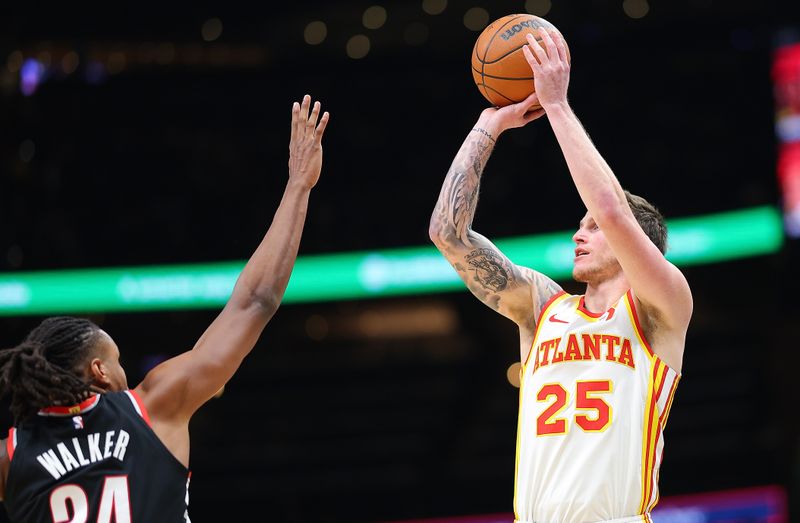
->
xmin=38 ymin=394 xmax=100 ymax=416
xmin=659 ymin=375 xmax=681 ymax=427
xmin=523 ymin=291 xmax=568 ymax=367
xmin=577 ymin=295 xmax=606 ymax=319
xmin=625 ymin=290 xmax=656 ymax=359
xmin=639 ymin=360 xmax=662 ymax=513
xmin=125 ymin=389 xmax=152 ymax=427
xmin=6 ymin=428 xmax=16 ymax=462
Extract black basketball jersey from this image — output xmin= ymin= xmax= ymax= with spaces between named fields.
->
xmin=4 ymin=391 xmax=190 ymax=522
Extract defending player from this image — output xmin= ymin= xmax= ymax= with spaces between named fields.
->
xmin=429 ymin=28 xmax=692 ymax=523
xmin=0 ymin=95 xmax=329 ymax=522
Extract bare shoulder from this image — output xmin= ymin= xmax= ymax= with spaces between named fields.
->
xmin=133 ymin=353 xmax=192 ymax=422
xmin=632 ymin=282 xmax=692 ymax=373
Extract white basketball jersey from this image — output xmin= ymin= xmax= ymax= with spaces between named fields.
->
xmin=513 ymin=290 xmax=679 ymax=523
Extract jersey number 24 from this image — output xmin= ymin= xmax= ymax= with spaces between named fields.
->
xmin=49 ymin=476 xmax=130 ymax=523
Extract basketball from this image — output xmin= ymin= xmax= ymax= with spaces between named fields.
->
xmin=471 ymin=14 xmax=570 ymax=108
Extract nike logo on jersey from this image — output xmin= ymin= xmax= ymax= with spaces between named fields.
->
xmin=548 ymin=314 xmax=569 ymax=324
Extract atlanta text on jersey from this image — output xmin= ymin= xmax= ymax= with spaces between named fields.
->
xmin=531 ymin=333 xmax=636 ymax=372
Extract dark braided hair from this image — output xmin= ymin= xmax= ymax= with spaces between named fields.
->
xmin=0 ymin=317 xmax=102 ymax=424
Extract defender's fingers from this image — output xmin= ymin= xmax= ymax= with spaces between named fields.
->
xmin=315 ymin=111 xmax=330 ymax=140
xmin=299 ymin=94 xmax=311 ymax=122
xmin=307 ymin=100 xmax=321 ymax=129
xmin=291 ymin=102 xmax=301 ymax=136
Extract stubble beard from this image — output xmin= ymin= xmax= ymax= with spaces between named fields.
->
xmin=572 ymin=258 xmax=621 ymax=285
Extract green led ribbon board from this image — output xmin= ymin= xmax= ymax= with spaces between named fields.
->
xmin=0 ymin=206 xmax=783 ymax=315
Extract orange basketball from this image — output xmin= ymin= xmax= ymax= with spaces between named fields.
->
xmin=471 ymin=14 xmax=570 ymax=107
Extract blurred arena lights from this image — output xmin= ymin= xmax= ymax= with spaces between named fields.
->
xmin=154 ymin=42 xmax=176 ymax=65
xmin=506 ymin=362 xmax=522 ymax=388
xmin=35 ymin=51 xmax=52 ymax=68
xmin=422 ymin=0 xmax=447 ymax=16
xmin=525 ymin=0 xmax=552 ymax=17
xmin=382 ymin=485 xmax=787 ymax=522
xmin=351 ymin=303 xmax=458 ymax=339
xmin=60 ymin=51 xmax=79 ymax=74
xmin=2 ymin=43 xmax=268 ymax=96
xmin=6 ymin=50 xmax=23 ymax=73
xmin=201 ymin=17 xmax=223 ymax=42
xmin=304 ymin=21 xmax=328 ymax=45
xmin=0 ymin=206 xmax=783 ymax=315
xmin=363 ymin=5 xmax=388 ymax=30
xmin=773 ymin=36 xmax=800 ymax=237
xmin=463 ymin=7 xmax=490 ymax=32
xmin=107 ymin=51 xmax=127 ymax=74
xmin=19 ymin=58 xmax=45 ymax=96
xmin=622 ymin=0 xmax=650 ymax=19
xmin=346 ymin=34 xmax=371 ymax=59
xmin=305 ymin=314 xmax=330 ymax=341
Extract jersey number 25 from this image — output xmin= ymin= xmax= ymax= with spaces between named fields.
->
xmin=536 ymin=380 xmax=612 ymax=436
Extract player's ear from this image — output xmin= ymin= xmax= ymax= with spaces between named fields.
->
xmin=88 ymin=357 xmax=112 ymax=390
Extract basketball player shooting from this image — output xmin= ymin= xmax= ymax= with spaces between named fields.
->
xmin=0 ymin=95 xmax=329 ymax=522
xmin=430 ymin=28 xmax=692 ymax=523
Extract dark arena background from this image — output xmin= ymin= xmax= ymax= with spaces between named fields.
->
xmin=2 ymin=1 xmax=800 ymax=522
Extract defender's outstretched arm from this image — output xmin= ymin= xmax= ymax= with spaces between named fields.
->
xmin=135 ymin=95 xmax=330 ymax=424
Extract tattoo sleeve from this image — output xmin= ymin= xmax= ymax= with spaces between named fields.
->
xmin=431 ymin=128 xmax=495 ymax=244
xmin=466 ymin=248 xmax=510 ymax=293
xmin=430 ymin=125 xmax=563 ymax=321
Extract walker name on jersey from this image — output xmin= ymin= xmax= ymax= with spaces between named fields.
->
xmin=36 ymin=430 xmax=131 ymax=480
xmin=532 ymin=333 xmax=636 ymax=372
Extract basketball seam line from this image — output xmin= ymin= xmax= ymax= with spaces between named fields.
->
xmin=471 ymin=65 xmax=533 ymax=81
xmin=476 ymin=83 xmax=518 ymax=103
xmin=476 ymin=14 xmax=529 ymax=105
xmin=477 ymin=14 xmax=528 ymax=64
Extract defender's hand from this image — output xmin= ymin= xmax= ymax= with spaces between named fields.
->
xmin=289 ymin=95 xmax=330 ymax=189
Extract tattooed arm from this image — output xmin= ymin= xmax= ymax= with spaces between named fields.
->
xmin=430 ymin=101 xmax=563 ymax=341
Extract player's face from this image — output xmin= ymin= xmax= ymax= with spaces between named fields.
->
xmin=571 ymin=213 xmax=621 ymax=283
xmin=93 ymin=330 xmax=129 ymax=392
